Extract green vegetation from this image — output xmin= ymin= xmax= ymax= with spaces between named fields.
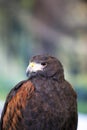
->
xmin=0 ymin=77 xmax=14 ymax=100
xmin=78 ymin=101 xmax=87 ymax=114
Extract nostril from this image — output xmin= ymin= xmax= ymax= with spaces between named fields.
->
xmin=29 ymin=62 xmax=35 ymax=68
xmin=31 ymin=65 xmax=34 ymax=67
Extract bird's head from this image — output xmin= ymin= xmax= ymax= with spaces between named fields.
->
xmin=26 ymin=55 xmax=64 ymax=79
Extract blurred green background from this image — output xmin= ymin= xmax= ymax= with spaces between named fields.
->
xmin=0 ymin=0 xmax=87 ymax=114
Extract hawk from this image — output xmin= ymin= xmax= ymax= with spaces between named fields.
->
xmin=0 ymin=55 xmax=78 ymax=130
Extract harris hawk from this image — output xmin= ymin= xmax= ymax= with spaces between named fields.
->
xmin=0 ymin=55 xmax=78 ymax=130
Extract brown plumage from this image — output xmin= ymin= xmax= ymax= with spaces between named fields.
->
xmin=0 ymin=55 xmax=78 ymax=130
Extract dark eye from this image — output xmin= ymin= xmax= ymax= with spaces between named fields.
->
xmin=41 ymin=62 xmax=47 ymax=66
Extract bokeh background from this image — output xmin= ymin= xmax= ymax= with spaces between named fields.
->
xmin=0 ymin=0 xmax=87 ymax=129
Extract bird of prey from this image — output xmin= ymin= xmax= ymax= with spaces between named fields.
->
xmin=0 ymin=55 xmax=78 ymax=130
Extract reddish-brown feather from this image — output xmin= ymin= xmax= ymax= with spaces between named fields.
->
xmin=2 ymin=81 xmax=34 ymax=130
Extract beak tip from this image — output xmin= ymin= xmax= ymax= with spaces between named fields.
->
xmin=26 ymin=67 xmax=29 ymax=77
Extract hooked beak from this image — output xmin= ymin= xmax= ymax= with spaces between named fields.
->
xmin=26 ymin=62 xmax=44 ymax=77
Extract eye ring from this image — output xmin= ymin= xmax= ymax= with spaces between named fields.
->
xmin=41 ymin=62 xmax=47 ymax=66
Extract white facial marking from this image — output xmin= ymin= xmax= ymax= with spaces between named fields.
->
xmin=26 ymin=62 xmax=44 ymax=73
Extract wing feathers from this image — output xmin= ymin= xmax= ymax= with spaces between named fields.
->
xmin=0 ymin=79 xmax=34 ymax=130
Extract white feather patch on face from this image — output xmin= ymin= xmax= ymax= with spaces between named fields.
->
xmin=26 ymin=62 xmax=44 ymax=73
